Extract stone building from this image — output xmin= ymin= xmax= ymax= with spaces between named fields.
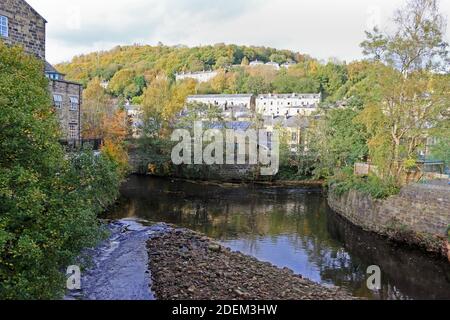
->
xmin=0 ymin=0 xmax=46 ymax=59
xmin=262 ymin=116 xmax=310 ymax=152
xmin=46 ymin=65 xmax=82 ymax=143
xmin=256 ymin=93 xmax=321 ymax=117
xmin=187 ymin=94 xmax=255 ymax=111
xmin=0 ymin=0 xmax=82 ymax=145
xmin=175 ymin=70 xmax=218 ymax=83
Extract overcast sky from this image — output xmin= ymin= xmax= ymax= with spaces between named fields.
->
xmin=27 ymin=0 xmax=450 ymax=64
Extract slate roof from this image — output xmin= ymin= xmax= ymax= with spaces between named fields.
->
xmin=44 ymin=61 xmax=60 ymax=74
xmin=263 ymin=116 xmax=310 ymax=128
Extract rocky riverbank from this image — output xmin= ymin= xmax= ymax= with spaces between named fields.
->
xmin=147 ymin=228 xmax=356 ymax=300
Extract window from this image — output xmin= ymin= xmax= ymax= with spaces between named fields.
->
xmin=53 ymin=94 xmax=63 ymax=108
xmin=0 ymin=16 xmax=8 ymax=37
xmin=69 ymin=123 xmax=78 ymax=140
xmin=47 ymin=73 xmax=61 ymax=80
xmin=69 ymin=96 xmax=79 ymax=111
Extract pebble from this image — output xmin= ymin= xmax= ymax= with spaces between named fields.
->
xmin=147 ymin=228 xmax=357 ymax=300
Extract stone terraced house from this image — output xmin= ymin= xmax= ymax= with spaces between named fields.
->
xmin=0 ymin=0 xmax=82 ymax=145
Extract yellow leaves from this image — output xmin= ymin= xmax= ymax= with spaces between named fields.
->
xmin=102 ymin=109 xmax=128 ymax=144
xmin=82 ymin=77 xmax=113 ymax=139
xmin=148 ymin=164 xmax=157 ymax=174
xmin=141 ymin=75 xmax=196 ymax=125
xmin=100 ymin=109 xmax=129 ymax=170
xmin=102 ymin=138 xmax=128 ymax=170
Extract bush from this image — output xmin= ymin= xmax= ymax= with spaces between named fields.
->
xmin=0 ymin=44 xmax=123 ymax=299
xmin=329 ymin=167 xmax=399 ymax=199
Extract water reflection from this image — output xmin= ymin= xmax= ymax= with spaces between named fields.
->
xmin=109 ymin=175 xmax=450 ymax=300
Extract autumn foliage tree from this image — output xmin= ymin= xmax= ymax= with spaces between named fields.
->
xmin=358 ymin=0 xmax=449 ymax=183
xmin=82 ymin=77 xmax=112 ymax=139
xmin=101 ymin=109 xmax=129 ymax=172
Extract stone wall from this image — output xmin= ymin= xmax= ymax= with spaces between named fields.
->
xmin=328 ymin=183 xmax=450 ymax=257
xmin=128 ymin=146 xmax=259 ymax=181
xmin=48 ymin=80 xmax=82 ymax=141
xmin=0 ymin=0 xmax=46 ymax=59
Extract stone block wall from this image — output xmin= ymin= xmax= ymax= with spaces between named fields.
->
xmin=48 ymin=80 xmax=82 ymax=141
xmin=0 ymin=0 xmax=46 ymax=59
xmin=328 ymin=183 xmax=450 ymax=256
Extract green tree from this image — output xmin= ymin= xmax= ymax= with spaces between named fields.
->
xmin=358 ymin=0 xmax=450 ymax=182
xmin=108 ymin=68 xmax=135 ymax=97
xmin=361 ymin=0 xmax=448 ymax=76
xmin=0 ymin=44 xmax=123 ymax=299
xmin=310 ymin=108 xmax=368 ymax=177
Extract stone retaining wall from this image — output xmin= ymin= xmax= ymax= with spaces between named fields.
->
xmin=328 ymin=183 xmax=450 ymax=257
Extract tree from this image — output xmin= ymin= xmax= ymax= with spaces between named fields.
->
xmin=102 ymin=109 xmax=129 ymax=172
xmin=215 ymin=56 xmax=232 ymax=69
xmin=82 ymin=77 xmax=113 ymax=139
xmin=141 ymin=75 xmax=196 ymax=134
xmin=108 ymin=68 xmax=136 ymax=97
xmin=309 ymin=108 xmax=369 ymax=177
xmin=361 ymin=0 xmax=448 ymax=76
xmin=269 ymin=53 xmax=287 ymax=64
xmin=358 ymin=0 xmax=450 ymax=183
xmin=244 ymin=76 xmax=272 ymax=95
xmin=0 ymin=44 xmax=122 ymax=299
xmin=356 ymin=65 xmax=450 ymax=181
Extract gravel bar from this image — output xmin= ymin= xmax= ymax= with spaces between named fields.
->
xmin=147 ymin=228 xmax=356 ymax=300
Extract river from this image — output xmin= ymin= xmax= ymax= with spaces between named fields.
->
xmin=106 ymin=175 xmax=450 ymax=300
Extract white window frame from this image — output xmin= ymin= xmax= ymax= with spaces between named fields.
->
xmin=0 ymin=16 xmax=8 ymax=38
xmin=53 ymin=94 xmax=63 ymax=109
xmin=69 ymin=96 xmax=79 ymax=111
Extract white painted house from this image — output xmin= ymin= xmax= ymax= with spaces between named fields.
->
xmin=175 ymin=70 xmax=218 ymax=83
xmin=187 ymin=94 xmax=255 ymax=110
xmin=256 ymin=93 xmax=321 ymax=117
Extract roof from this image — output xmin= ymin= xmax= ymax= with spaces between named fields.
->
xmin=208 ymin=121 xmax=254 ymax=131
xmin=23 ymin=0 xmax=47 ymax=23
xmin=263 ymin=116 xmax=310 ymax=128
xmin=188 ymin=94 xmax=254 ymax=99
xmin=44 ymin=61 xmax=61 ymax=74
xmin=176 ymin=70 xmax=217 ymax=76
xmin=258 ymin=93 xmax=321 ymax=99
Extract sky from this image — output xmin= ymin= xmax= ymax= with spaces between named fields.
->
xmin=27 ymin=0 xmax=450 ymax=64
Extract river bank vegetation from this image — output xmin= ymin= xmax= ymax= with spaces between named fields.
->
xmin=0 ymin=44 xmax=127 ymax=299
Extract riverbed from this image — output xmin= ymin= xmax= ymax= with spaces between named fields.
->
xmin=104 ymin=175 xmax=450 ymax=300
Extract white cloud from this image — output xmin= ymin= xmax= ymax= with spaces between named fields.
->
xmin=26 ymin=0 xmax=450 ymax=64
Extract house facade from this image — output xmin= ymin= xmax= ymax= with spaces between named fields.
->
xmin=187 ymin=94 xmax=256 ymax=111
xmin=0 ymin=0 xmax=82 ymax=145
xmin=175 ymin=70 xmax=218 ymax=83
xmin=0 ymin=0 xmax=46 ymax=59
xmin=256 ymin=93 xmax=321 ymax=117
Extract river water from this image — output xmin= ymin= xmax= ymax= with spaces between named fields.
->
xmin=107 ymin=175 xmax=450 ymax=300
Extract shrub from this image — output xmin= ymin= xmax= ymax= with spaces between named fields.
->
xmin=0 ymin=44 xmax=123 ymax=299
xmin=329 ymin=167 xmax=400 ymax=199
